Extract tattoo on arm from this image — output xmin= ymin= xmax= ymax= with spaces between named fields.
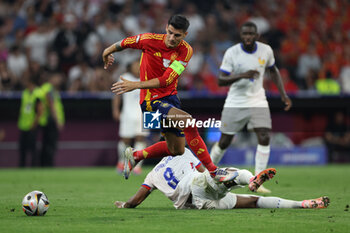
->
xmin=114 ymin=40 xmax=124 ymax=52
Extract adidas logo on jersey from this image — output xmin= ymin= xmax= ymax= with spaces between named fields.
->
xmin=153 ymin=52 xmax=162 ymax=57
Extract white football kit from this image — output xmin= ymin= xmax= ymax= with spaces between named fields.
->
xmin=219 ymin=42 xmax=274 ymax=133
xmin=220 ymin=41 xmax=275 ymax=108
xmin=118 ymin=72 xmax=148 ymax=138
xmin=142 ymin=148 xmax=237 ymax=209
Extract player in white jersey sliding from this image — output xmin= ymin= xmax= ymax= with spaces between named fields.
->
xmin=114 ymin=148 xmax=329 ymax=210
xmin=210 ymin=21 xmax=292 ymax=193
xmin=112 ymin=60 xmax=149 ymax=175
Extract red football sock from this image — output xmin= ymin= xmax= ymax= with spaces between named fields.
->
xmin=133 ymin=141 xmax=171 ymax=162
xmin=184 ymin=126 xmax=217 ymax=173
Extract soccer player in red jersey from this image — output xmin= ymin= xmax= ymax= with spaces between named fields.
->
xmin=103 ymin=15 xmax=236 ymax=182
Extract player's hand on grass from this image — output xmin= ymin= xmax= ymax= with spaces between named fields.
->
xmin=281 ymin=95 xmax=292 ymax=111
xmin=114 ymin=201 xmax=126 ymax=208
xmin=111 ymin=77 xmax=138 ymax=95
xmin=103 ymin=54 xmax=115 ymax=69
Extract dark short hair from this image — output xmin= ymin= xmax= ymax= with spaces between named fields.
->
xmin=168 ymin=15 xmax=190 ymax=32
xmin=241 ymin=21 xmax=258 ymax=32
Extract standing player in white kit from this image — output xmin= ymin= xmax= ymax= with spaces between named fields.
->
xmin=114 ymin=148 xmax=329 ymax=210
xmin=112 ymin=60 xmax=148 ymax=174
xmin=210 ymin=22 xmax=292 ymax=193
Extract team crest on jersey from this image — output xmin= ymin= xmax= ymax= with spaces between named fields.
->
xmin=170 ymin=52 xmax=178 ymax=61
xmin=258 ymin=57 xmax=266 ymax=66
xmin=190 ymin=139 xmax=199 ymax=147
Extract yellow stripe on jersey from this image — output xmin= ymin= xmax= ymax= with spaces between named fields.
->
xmin=123 ymin=37 xmax=136 ymax=45
xmin=182 ymin=41 xmax=193 ymax=62
xmin=165 ymin=70 xmax=178 ymax=86
xmin=143 ymin=71 xmax=153 ymax=111
xmin=141 ymin=34 xmax=164 ymax=41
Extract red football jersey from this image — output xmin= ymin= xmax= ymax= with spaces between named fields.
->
xmin=121 ymin=33 xmax=193 ymax=104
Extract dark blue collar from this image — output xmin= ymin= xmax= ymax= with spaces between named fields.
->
xmin=240 ymin=42 xmax=257 ymax=54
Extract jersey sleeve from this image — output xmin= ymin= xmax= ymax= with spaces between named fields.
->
xmin=142 ymin=170 xmax=156 ymax=191
xmin=121 ymin=33 xmax=152 ymax=50
xmin=158 ymin=42 xmax=193 ymax=87
xmin=220 ymin=48 xmax=234 ymax=74
xmin=266 ymin=46 xmax=275 ymax=68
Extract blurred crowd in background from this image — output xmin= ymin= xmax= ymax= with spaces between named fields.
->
xmin=0 ymin=0 xmax=350 ymax=95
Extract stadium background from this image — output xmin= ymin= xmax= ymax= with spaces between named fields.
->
xmin=0 ymin=0 xmax=349 ymax=167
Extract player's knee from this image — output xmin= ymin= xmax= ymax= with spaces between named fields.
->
xmin=258 ymin=133 xmax=270 ymax=145
xmin=219 ymin=137 xmax=232 ymax=149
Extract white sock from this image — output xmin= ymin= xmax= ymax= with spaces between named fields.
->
xmin=234 ymin=169 xmax=254 ymax=185
xmin=134 ymin=141 xmax=146 ymax=168
xmin=256 ymin=196 xmax=302 ymax=208
xmin=255 ymin=144 xmax=270 ymax=175
xmin=118 ymin=141 xmax=127 ymax=163
xmin=210 ymin=142 xmax=227 ymax=164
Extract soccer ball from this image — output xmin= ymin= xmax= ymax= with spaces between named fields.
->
xmin=22 ymin=191 xmax=50 ymax=216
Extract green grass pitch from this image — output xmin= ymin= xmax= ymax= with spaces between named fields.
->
xmin=1 ymin=165 xmax=349 ymax=233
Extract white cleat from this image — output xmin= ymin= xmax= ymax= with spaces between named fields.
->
xmin=211 ymin=168 xmax=239 ymax=183
xmin=123 ymin=147 xmax=136 ymax=180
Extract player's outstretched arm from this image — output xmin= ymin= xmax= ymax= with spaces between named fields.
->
xmin=111 ymin=77 xmax=160 ymax=95
xmin=114 ymin=186 xmax=151 ymax=208
xmin=268 ymin=65 xmax=292 ymax=111
xmin=218 ymin=70 xmax=259 ymax=86
xmin=102 ymin=40 xmax=125 ymax=69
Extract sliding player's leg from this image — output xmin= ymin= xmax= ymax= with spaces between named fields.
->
xmin=222 ymin=167 xmax=276 ymax=192
xmin=235 ymin=195 xmax=330 ymax=209
xmin=167 ymin=107 xmax=238 ymax=182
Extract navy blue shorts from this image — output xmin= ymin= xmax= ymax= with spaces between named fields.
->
xmin=141 ymin=95 xmax=184 ymax=137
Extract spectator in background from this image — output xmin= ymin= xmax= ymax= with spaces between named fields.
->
xmin=82 ymin=24 xmax=103 ymax=66
xmin=18 ymin=76 xmax=42 ymax=167
xmin=339 ymin=44 xmax=350 ymax=94
xmin=121 ymin=4 xmax=153 ymax=36
xmin=44 ymin=50 xmax=60 ymax=74
xmin=88 ymin=68 xmax=113 ymax=92
xmin=0 ymin=60 xmax=12 ymax=91
xmin=97 ymin=15 xmax=125 ymax=47
xmin=296 ymin=45 xmax=322 ymax=90
xmin=53 ymin=13 xmax=79 ymax=73
xmin=186 ymin=42 xmax=204 ymax=75
xmin=68 ymin=55 xmax=94 ymax=92
xmin=324 ymin=111 xmax=350 ymax=163
xmin=339 ymin=66 xmax=350 ymax=94
xmin=183 ymin=3 xmax=205 ymax=43
xmin=7 ymin=44 xmax=28 ymax=89
xmin=315 ymin=71 xmax=340 ymax=95
xmin=24 ymin=21 xmax=55 ymax=66
xmin=38 ymin=73 xmax=65 ymax=167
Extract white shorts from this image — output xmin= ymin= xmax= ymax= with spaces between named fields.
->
xmin=191 ymin=172 xmax=237 ymax=209
xmin=119 ymin=114 xmax=149 ymax=138
xmin=220 ymin=107 xmax=271 ymax=135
